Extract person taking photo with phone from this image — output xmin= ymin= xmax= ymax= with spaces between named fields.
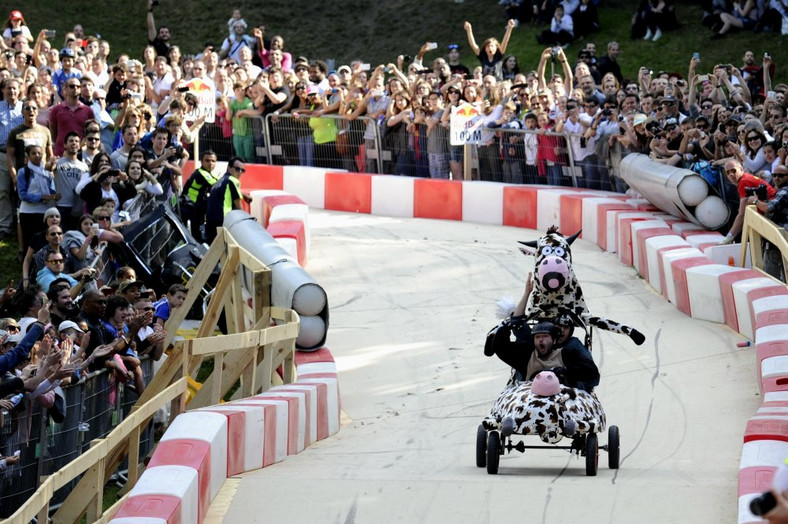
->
xmin=76 ymin=152 xmax=136 ymax=221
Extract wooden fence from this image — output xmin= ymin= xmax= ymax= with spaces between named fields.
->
xmin=9 ymin=227 xmax=300 ymax=523
xmin=741 ymin=206 xmax=788 ymax=282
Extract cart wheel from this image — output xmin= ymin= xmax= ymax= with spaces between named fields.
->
xmin=608 ymin=425 xmax=620 ymax=470
xmin=487 ymin=431 xmax=501 ymax=475
xmin=476 ymin=425 xmax=487 ymax=468
xmin=585 ymin=433 xmax=598 ymax=476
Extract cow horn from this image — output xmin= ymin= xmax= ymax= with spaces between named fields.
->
xmin=566 ymin=230 xmax=582 ymax=245
xmin=518 ymin=240 xmax=538 ymax=248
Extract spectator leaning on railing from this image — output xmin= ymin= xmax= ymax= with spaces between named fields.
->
xmin=752 ymin=164 xmax=788 ymax=281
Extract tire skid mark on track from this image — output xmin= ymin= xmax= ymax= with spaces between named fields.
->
xmin=612 ymin=328 xmax=661 ymax=484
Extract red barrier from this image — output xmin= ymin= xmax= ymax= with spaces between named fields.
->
xmin=502 ymin=186 xmax=539 ymax=229
xmin=324 ymin=172 xmax=372 ymax=214
xmin=413 ymin=179 xmax=462 ymax=221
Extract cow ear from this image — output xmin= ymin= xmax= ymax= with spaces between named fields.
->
xmin=565 ymin=230 xmax=582 ymax=245
xmin=519 ymin=246 xmax=536 ymax=256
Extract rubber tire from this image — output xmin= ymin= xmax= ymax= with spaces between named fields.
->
xmin=476 ymin=425 xmax=487 ymax=468
xmin=585 ymin=432 xmax=598 ymax=476
xmin=487 ymin=431 xmax=501 ymax=475
xmin=608 ymin=425 xmax=620 ymax=469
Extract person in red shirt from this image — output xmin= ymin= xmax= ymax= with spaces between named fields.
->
xmin=48 ymin=78 xmax=94 ymax=156
xmin=721 ymin=159 xmax=777 ymax=243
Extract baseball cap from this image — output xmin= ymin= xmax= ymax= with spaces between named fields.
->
xmin=60 ymin=48 xmax=76 ymax=58
xmin=632 ymin=113 xmax=648 ymax=126
xmin=58 ymin=320 xmax=84 ymax=334
xmin=117 ymin=279 xmax=145 ymax=294
xmin=305 ymin=84 xmax=319 ymax=96
xmin=9 ymin=10 xmax=23 ymax=21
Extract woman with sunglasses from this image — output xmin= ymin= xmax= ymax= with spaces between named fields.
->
xmin=741 ymin=127 xmax=769 ymax=175
xmin=282 ymin=82 xmax=316 ymax=166
xmin=440 ymin=83 xmax=464 ymax=180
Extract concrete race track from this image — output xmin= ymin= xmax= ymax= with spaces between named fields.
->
xmin=224 ymin=209 xmax=760 ymax=523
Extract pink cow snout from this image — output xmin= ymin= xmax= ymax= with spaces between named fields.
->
xmin=537 ymin=255 xmax=570 ymax=292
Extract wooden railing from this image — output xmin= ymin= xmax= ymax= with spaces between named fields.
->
xmin=10 ymin=227 xmax=300 ymax=523
xmin=740 ymin=206 xmax=788 ymax=283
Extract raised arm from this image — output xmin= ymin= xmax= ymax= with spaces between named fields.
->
xmin=499 ymin=19 xmax=516 ymax=55
xmin=557 ymin=47 xmax=573 ymax=97
xmin=463 ymin=21 xmax=480 ymax=57
xmin=146 ymin=0 xmax=157 ymax=42
xmin=536 ymin=48 xmax=551 ymax=90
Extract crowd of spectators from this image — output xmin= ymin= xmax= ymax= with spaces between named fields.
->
xmin=0 ymin=0 xmax=787 ymax=514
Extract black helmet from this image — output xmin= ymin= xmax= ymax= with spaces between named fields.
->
xmin=532 ymin=321 xmax=558 ymax=337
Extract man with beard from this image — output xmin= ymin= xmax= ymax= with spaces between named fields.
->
xmin=47 ymin=281 xmax=81 ymax=326
xmin=484 ymin=320 xmax=600 ymax=391
xmin=146 ymin=0 xmax=173 ymax=58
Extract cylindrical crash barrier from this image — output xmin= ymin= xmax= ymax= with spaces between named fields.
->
xmin=224 ymin=210 xmax=328 ymax=349
xmin=620 ymin=154 xmax=729 ymax=230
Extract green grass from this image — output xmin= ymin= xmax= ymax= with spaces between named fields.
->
xmin=0 ymin=236 xmax=22 ymax=287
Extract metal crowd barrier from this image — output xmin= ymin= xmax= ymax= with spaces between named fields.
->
xmin=197 ymin=111 xmax=629 ymax=190
xmin=0 ymin=357 xmax=155 ymax=518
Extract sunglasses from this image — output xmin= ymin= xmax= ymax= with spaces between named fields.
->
xmin=97 ymin=216 xmax=110 ymax=220
xmin=701 ymin=104 xmax=713 ymax=109
xmin=775 ymin=173 xmax=788 ymax=178
xmin=49 ymin=231 xmax=63 ymax=236
xmin=447 ymin=44 xmax=459 ymax=50
xmin=23 ymin=105 xmax=37 ymax=111
xmin=138 ymin=306 xmax=155 ymax=311
xmin=48 ymin=258 xmax=64 ymax=263
xmin=747 ymin=136 xmax=761 ymax=141
xmin=725 ymin=168 xmax=739 ymax=174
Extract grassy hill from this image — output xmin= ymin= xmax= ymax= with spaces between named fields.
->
xmin=16 ymin=1 xmax=788 ymax=82
xmin=2 ymin=1 xmax=787 ymax=284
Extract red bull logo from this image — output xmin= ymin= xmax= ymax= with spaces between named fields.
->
xmin=454 ymin=103 xmax=480 ymax=117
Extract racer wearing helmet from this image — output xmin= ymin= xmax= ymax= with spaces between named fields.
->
xmin=551 ymin=314 xmax=600 ymax=391
xmin=485 ymin=318 xmax=599 ymax=392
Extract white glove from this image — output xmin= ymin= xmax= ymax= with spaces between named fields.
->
xmin=719 ymin=234 xmax=734 ymax=245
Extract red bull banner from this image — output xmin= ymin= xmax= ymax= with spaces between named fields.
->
xmin=450 ymin=102 xmax=484 ymax=146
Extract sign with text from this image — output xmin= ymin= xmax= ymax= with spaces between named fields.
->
xmin=450 ymin=102 xmax=484 ymax=146
xmin=184 ymin=77 xmax=216 ymax=124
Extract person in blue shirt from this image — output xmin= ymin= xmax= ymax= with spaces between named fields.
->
xmin=153 ymin=283 xmax=187 ymax=329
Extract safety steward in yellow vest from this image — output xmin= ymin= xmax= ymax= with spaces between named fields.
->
xmin=180 ymin=149 xmax=220 ymax=241
xmin=206 ymin=156 xmax=250 ymax=243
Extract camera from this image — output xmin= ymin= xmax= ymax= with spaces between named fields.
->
xmin=550 ymin=46 xmax=561 ymax=59
xmin=43 ymin=29 xmax=56 ymax=40
xmin=602 ymin=108 xmax=613 ymax=117
xmin=765 ymin=52 xmax=771 ymax=60
xmin=750 ymin=491 xmax=777 ymax=516
xmin=744 ymin=184 xmax=769 ymax=201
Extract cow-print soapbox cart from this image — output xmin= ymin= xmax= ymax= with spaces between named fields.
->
xmin=476 ymin=317 xmax=619 ymax=476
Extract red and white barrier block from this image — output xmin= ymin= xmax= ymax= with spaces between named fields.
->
xmin=113 ymin=465 xmax=200 ymax=524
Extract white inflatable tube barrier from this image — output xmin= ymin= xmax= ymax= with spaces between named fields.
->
xmin=620 ymin=154 xmax=730 ymax=230
xmin=224 ymin=211 xmax=328 ymax=350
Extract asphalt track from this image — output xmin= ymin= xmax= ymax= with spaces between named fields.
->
xmin=225 ymin=209 xmax=760 ymax=524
